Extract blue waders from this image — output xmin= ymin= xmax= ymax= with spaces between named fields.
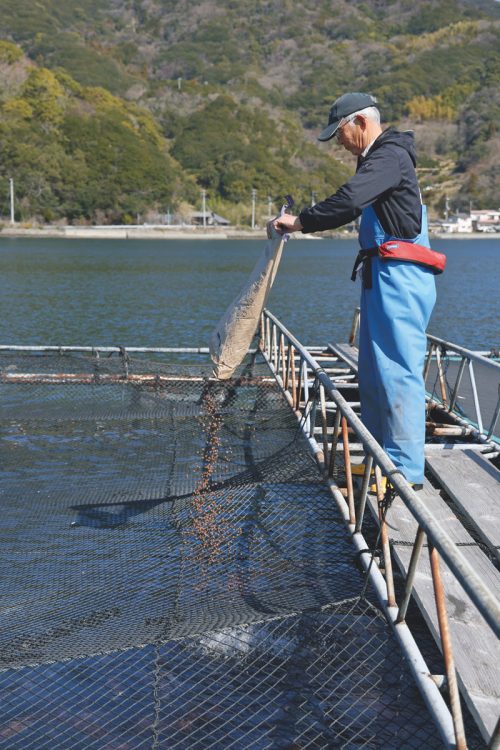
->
xmin=357 ymin=205 xmax=436 ymax=483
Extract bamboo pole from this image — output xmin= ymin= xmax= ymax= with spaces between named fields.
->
xmin=341 ymin=416 xmax=355 ymax=525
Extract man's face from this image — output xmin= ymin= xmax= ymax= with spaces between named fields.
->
xmin=336 ymin=117 xmax=365 ymax=156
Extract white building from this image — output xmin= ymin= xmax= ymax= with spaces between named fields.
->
xmin=471 ymin=209 xmax=500 ymax=233
xmin=439 ymin=214 xmax=472 ymax=233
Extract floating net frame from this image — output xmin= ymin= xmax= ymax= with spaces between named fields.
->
xmin=0 ymin=347 xmax=449 ymax=749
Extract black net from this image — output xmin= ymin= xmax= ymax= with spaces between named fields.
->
xmin=0 ymin=351 xmax=444 ymax=748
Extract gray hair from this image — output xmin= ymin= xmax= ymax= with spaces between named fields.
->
xmin=347 ymin=105 xmax=381 ymax=125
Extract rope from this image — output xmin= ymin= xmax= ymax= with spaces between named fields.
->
xmin=359 ymin=480 xmax=398 ymax=600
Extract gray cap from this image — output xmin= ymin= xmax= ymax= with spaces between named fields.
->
xmin=318 ymin=92 xmax=377 ymax=142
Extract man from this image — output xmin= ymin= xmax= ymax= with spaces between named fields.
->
xmin=272 ymin=92 xmax=438 ymax=487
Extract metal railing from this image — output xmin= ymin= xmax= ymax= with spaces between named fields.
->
xmin=424 ymin=334 xmax=500 ymax=446
xmin=259 ymin=307 xmax=500 ymax=750
xmin=349 ymin=306 xmax=500 ymax=446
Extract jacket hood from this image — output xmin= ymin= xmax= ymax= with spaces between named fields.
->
xmin=370 ymin=127 xmax=417 ymax=166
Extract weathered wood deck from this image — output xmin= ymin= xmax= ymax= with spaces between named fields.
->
xmin=426 ymin=450 xmax=500 ymax=564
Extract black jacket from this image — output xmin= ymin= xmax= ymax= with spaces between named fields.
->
xmin=299 ymin=128 xmax=423 ymax=239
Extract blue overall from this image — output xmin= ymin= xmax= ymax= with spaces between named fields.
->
xmin=357 ymin=205 xmax=436 ymax=483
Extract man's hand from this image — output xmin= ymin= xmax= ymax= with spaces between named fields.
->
xmin=267 ymin=214 xmax=303 ymax=238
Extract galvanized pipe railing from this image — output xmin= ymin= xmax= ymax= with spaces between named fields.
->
xmin=0 ymin=345 xmax=214 ymax=354
xmin=424 ymin=334 xmax=499 ymax=445
xmin=261 ymin=308 xmax=500 ymax=634
xmin=260 ymin=307 xmax=500 ymax=749
xmin=424 ymin=335 xmax=500 ymax=442
xmin=348 ymin=309 xmax=500 ymax=446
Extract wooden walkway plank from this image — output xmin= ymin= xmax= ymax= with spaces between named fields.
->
xmin=365 ymin=482 xmax=500 ymax=742
xmin=316 ymin=339 xmax=500 ymax=738
xmin=327 ymin=342 xmax=359 ymax=372
xmin=426 ymin=450 xmax=500 ymax=562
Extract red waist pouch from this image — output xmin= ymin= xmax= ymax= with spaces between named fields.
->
xmin=378 ymin=240 xmax=446 ymax=274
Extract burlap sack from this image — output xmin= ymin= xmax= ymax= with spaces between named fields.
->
xmin=209 ymin=227 xmax=285 ymax=379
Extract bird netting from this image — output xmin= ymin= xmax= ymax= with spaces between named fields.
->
xmin=0 ymin=349 xmax=444 ymax=749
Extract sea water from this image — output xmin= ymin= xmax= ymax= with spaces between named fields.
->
xmin=0 ymin=236 xmax=498 ymax=349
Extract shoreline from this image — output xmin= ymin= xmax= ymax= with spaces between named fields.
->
xmin=0 ymin=225 xmax=497 ymax=241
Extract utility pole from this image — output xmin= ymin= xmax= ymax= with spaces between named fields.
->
xmin=251 ymin=188 xmax=257 ymax=230
xmin=311 ymin=191 xmax=316 ymax=207
xmin=9 ymin=178 xmax=15 ymax=225
xmin=201 ymin=189 xmax=207 ymax=229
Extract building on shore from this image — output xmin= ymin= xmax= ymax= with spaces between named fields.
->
xmin=434 ymin=213 xmax=472 ymax=233
xmin=431 ymin=208 xmax=500 ymax=234
xmin=471 ymin=209 xmax=500 ymax=233
xmin=190 ymin=211 xmax=231 ymax=227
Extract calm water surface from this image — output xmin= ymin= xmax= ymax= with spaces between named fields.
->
xmin=0 ymin=236 xmax=495 ymax=750
xmin=0 ymin=236 xmax=498 ymax=349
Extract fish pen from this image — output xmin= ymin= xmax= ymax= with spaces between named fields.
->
xmin=0 ymin=316 xmax=499 ymax=749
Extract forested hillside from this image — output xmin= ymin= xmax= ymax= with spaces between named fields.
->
xmin=0 ymin=0 xmax=499 ymax=224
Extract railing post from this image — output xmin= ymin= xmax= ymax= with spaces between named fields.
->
xmin=290 ymin=346 xmax=297 ymax=409
xmin=341 ymin=416 xmax=355 ymax=525
xmin=397 ymin=526 xmax=426 ymax=623
xmin=423 ymin=342 xmax=435 ymax=382
xmin=486 ymin=385 xmax=500 ymax=441
xmin=375 ymin=465 xmax=396 ymax=608
xmin=348 ymin=307 xmax=360 ymax=346
xmin=435 ymin=346 xmax=448 ymax=406
xmin=354 ymin=455 xmax=373 ymax=533
xmin=468 ymin=360 xmax=484 ymax=434
xmin=302 ymin=360 xmax=310 ymax=433
xmin=319 ymin=383 xmax=329 ymax=468
xmin=279 ymin=333 xmax=286 ymax=383
xmin=328 ymin=407 xmax=342 ymax=476
xmin=449 ymin=356 xmax=467 ymax=413
xmin=308 ymin=376 xmax=318 ymax=439
xmin=429 ymin=543 xmax=467 ymax=750
xmin=296 ymin=355 xmax=303 ymax=415
xmin=284 ymin=342 xmax=292 ymax=391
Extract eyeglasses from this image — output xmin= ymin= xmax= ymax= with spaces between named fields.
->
xmin=335 ymin=115 xmax=356 ymax=142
